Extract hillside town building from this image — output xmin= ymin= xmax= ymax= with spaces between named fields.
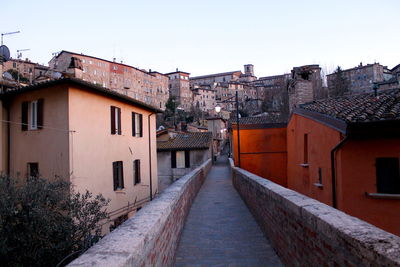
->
xmin=48 ymin=51 xmax=169 ymax=110
xmin=0 ymin=78 xmax=160 ymax=232
xmin=165 ymin=70 xmax=192 ymax=110
xmin=327 ymin=62 xmax=395 ymax=95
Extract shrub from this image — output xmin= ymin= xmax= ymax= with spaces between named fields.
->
xmin=0 ymin=176 xmax=110 ymax=266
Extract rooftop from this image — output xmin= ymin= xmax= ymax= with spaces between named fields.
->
xmin=190 ymin=71 xmax=242 ymax=80
xmin=0 ymin=78 xmax=163 ymax=113
xmin=299 ymin=88 xmax=400 ymax=123
xmin=157 ymin=132 xmax=212 ymax=151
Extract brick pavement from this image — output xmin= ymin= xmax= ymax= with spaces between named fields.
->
xmin=174 ymin=153 xmax=282 ymax=267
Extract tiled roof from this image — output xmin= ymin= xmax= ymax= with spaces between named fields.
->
xmin=0 ymin=78 xmax=163 ymax=113
xmin=157 ymin=132 xmax=212 ymax=151
xmin=231 ymin=114 xmax=287 ymax=125
xmin=299 ymin=88 xmax=400 ymax=123
xmin=190 ymin=71 xmax=242 ymax=80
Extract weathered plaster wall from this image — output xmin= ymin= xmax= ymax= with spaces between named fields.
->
xmin=69 ymin=159 xmax=212 ymax=267
xmin=231 ymin=160 xmax=400 ymax=266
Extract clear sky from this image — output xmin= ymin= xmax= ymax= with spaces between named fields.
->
xmin=1 ymin=0 xmax=399 ymax=77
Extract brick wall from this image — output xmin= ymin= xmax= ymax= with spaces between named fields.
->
xmin=69 ymin=159 xmax=212 ymax=267
xmin=230 ymin=159 xmax=400 ymax=266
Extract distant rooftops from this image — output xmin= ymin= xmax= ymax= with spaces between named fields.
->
xmin=157 ymin=132 xmax=212 ymax=151
xmin=190 ymin=71 xmax=242 ymax=80
xmin=0 ymin=78 xmax=163 ymax=113
xmin=54 ymin=50 xmax=166 ymax=77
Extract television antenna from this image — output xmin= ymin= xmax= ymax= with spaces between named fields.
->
xmin=17 ymin=48 xmax=30 ymax=59
xmin=1 ymin=31 xmax=20 ymax=45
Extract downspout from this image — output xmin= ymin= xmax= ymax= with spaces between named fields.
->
xmin=6 ymin=102 xmax=10 ymax=175
xmin=148 ymin=113 xmax=154 ymax=201
xmin=330 ymin=135 xmax=349 ymax=209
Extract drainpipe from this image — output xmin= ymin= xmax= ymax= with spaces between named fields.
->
xmin=6 ymin=101 xmax=10 ymax=175
xmin=148 ymin=113 xmax=154 ymax=201
xmin=330 ymin=135 xmax=349 ymax=209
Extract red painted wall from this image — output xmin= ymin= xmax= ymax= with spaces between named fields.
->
xmin=287 ymin=114 xmax=342 ymax=205
xmin=233 ymin=127 xmax=287 ymax=187
xmin=337 ymin=139 xmax=400 ymax=236
xmin=287 ymin=113 xmax=400 ymax=236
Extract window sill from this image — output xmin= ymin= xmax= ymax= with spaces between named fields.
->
xmin=365 ymin=193 xmax=400 ymax=199
xmin=300 ymin=163 xmax=309 ymax=168
xmin=114 ymin=189 xmax=126 ymax=194
xmin=313 ymin=183 xmax=323 ymax=189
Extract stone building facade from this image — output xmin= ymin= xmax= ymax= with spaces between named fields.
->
xmin=49 ymin=51 xmax=169 ymax=110
xmin=192 ymin=85 xmax=217 ymax=112
xmin=165 ymin=70 xmax=192 ymax=111
xmin=288 ymin=65 xmax=323 ymax=112
xmin=327 ymin=63 xmax=386 ymax=95
xmin=3 ymin=58 xmax=57 ymax=84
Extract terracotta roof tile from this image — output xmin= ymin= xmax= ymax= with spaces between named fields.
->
xmin=300 ymin=88 xmax=400 ymax=123
xmin=157 ymin=132 xmax=212 ymax=151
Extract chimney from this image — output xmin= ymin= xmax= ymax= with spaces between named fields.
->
xmin=149 ymin=69 xmax=152 ymax=73
xmin=176 ymin=68 xmax=178 ymax=72
xmin=113 ymin=58 xmax=116 ymax=62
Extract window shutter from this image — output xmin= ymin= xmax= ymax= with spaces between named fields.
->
xmin=120 ymin=161 xmax=124 ymax=188
xmin=132 ymin=112 xmax=136 ymax=136
xmin=376 ymin=158 xmax=400 ymax=194
xmin=137 ymin=160 xmax=141 ymax=184
xmin=21 ymin=102 xmax=28 ymax=131
xmin=117 ymin=108 xmax=122 ymax=135
xmin=185 ymin=150 xmax=190 ymax=168
xmin=139 ymin=114 xmax=143 ymax=137
xmin=113 ymin=161 xmax=118 ymax=190
xmin=171 ymin=151 xmax=176 ymax=168
xmin=37 ymin=99 xmax=44 ymax=129
xmin=111 ymin=106 xmax=116 ymax=134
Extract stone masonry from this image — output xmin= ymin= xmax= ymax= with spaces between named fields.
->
xmin=68 ymin=159 xmax=211 ymax=267
xmin=230 ymin=160 xmax=400 ymax=266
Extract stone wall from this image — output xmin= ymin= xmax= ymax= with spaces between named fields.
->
xmin=230 ymin=159 xmax=400 ymax=266
xmin=69 ymin=159 xmax=212 ymax=267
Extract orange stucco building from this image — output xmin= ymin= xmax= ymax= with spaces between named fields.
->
xmin=232 ymin=116 xmax=287 ymax=187
xmin=287 ymin=89 xmax=400 ymax=236
xmin=0 ymin=78 xmax=160 ymax=232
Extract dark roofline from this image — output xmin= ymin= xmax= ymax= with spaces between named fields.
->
xmin=55 ymin=50 xmax=166 ymax=77
xmin=164 ymin=71 xmax=191 ymax=76
xmin=1 ymin=78 xmax=163 ymax=113
xmin=190 ymin=70 xmax=242 ymax=80
xmin=391 ymin=64 xmax=400 ymax=72
xmin=157 ymin=146 xmax=210 ymax=152
xmin=258 ymin=73 xmax=290 ymax=80
xmin=293 ymin=108 xmax=348 ymax=134
xmin=232 ymin=123 xmax=287 ymax=130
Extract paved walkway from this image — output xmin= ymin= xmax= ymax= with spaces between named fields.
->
xmin=174 ymin=152 xmax=282 ymax=267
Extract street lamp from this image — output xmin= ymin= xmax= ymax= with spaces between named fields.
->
xmin=215 ymin=90 xmax=241 ymax=167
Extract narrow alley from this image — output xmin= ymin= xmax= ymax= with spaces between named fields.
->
xmin=174 ymin=151 xmax=282 ymax=266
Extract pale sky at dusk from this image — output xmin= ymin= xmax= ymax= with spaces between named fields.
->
xmin=1 ymin=0 xmax=399 ymax=77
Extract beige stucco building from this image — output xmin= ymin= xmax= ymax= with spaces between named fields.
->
xmin=48 ymin=51 xmax=169 ymax=110
xmin=0 ymin=78 xmax=160 ymax=232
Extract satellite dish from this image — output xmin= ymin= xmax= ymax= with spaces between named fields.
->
xmin=52 ymin=72 xmax=62 ymax=79
xmin=0 ymin=45 xmax=10 ymax=62
xmin=2 ymin=71 xmax=12 ymax=80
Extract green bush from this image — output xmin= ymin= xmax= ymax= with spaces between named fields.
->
xmin=0 ymin=176 xmax=110 ymax=267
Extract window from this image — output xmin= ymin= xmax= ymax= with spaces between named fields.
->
xmin=22 ymin=99 xmax=44 ymax=131
xmin=376 ymin=158 xmax=400 ymax=194
xmin=132 ymin=112 xmax=143 ymax=137
xmin=303 ymin=134 xmax=308 ymax=164
xmin=27 ymin=162 xmax=39 ymax=179
xmin=113 ymin=161 xmax=124 ymax=190
xmin=110 ymin=106 xmax=121 ymax=135
xmin=133 ymin=159 xmax=141 ymax=185
xmin=171 ymin=150 xmax=190 ymax=168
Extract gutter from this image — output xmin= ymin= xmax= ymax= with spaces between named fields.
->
xmin=148 ymin=113 xmax=154 ymax=201
xmin=330 ymin=135 xmax=349 ymax=209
